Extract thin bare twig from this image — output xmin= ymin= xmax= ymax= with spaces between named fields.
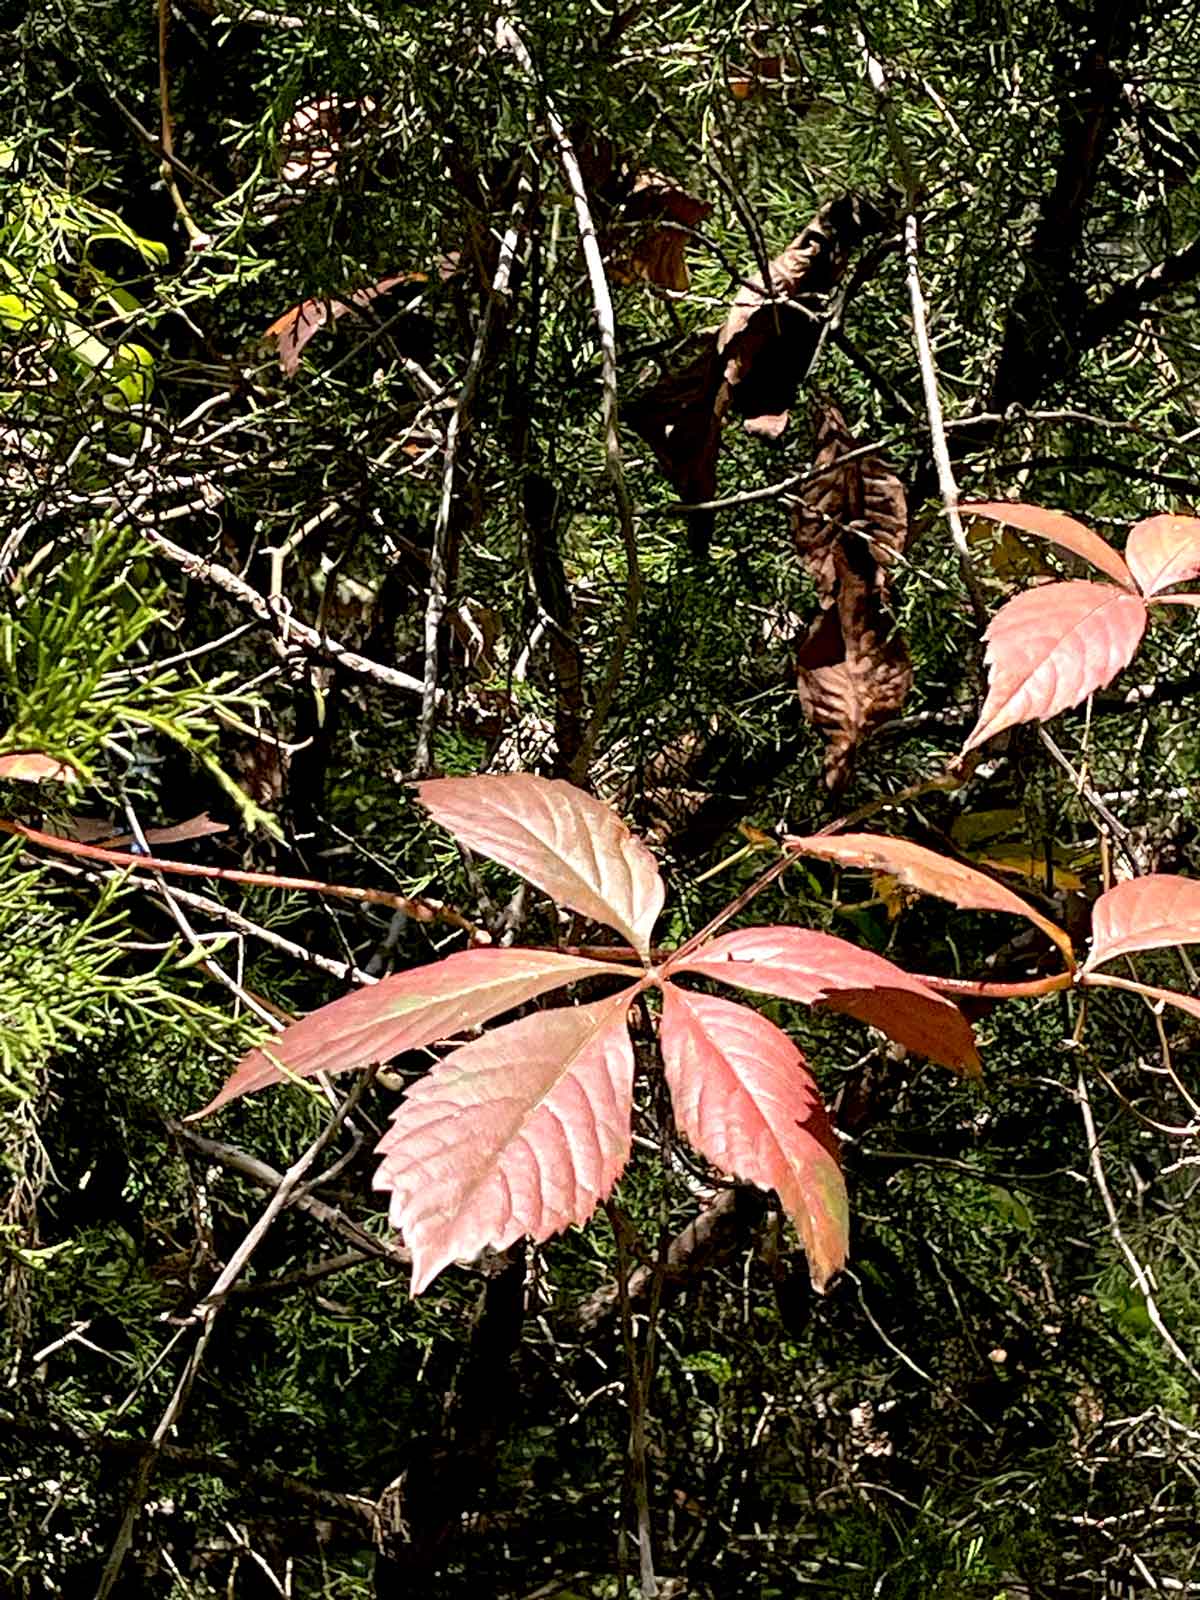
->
xmin=497 ymin=20 xmax=641 ymax=786
xmin=1037 ymin=726 xmax=1140 ymax=875
xmin=1075 ymin=1068 xmax=1200 ymax=1386
xmin=413 ymin=170 xmax=531 ymax=773
xmin=859 ymin=35 xmax=989 ymax=628
xmin=169 ymin=1121 xmax=411 ymax=1269
xmin=606 ymin=1203 xmax=658 ymax=1598
xmin=658 ymin=437 xmax=892 ymax=516
xmin=96 ymin=1072 xmax=378 ymax=1598
xmin=141 ymin=525 xmax=429 ymax=697
xmin=156 ymin=0 xmax=209 ymax=247
xmin=902 ymin=219 xmax=989 ymax=628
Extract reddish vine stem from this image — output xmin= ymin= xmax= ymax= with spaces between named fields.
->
xmin=913 ymin=969 xmax=1075 ymax=1000
xmin=0 ymin=818 xmax=485 ymax=941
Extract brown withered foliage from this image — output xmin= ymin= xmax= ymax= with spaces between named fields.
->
xmin=792 ymin=400 xmax=910 ymax=789
xmin=609 ymin=171 xmax=713 ymax=293
xmin=572 ymin=135 xmax=711 ymax=292
xmin=628 ymin=194 xmax=889 ymax=554
xmin=278 ymin=95 xmax=378 ymax=189
xmin=265 ymin=273 xmax=428 ymax=377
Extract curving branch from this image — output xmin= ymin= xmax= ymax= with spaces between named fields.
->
xmin=1081 ymin=231 xmax=1200 ymax=348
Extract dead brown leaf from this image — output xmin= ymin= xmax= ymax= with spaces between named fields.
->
xmin=792 ymin=400 xmax=911 ymax=789
xmin=265 ymin=273 xmax=426 ymax=377
xmin=61 ymin=813 xmax=229 ymax=848
xmin=728 ymin=54 xmax=784 ymax=100
xmin=279 ymin=96 xmax=377 ymax=189
xmin=610 ymin=172 xmax=713 ymax=293
xmin=628 ymin=194 xmax=889 ymax=553
xmin=574 ymin=137 xmax=712 ymax=294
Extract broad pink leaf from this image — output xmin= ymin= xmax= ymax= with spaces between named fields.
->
xmin=0 ymin=752 xmax=76 ymax=782
xmin=963 ymin=581 xmax=1147 ymax=752
xmin=373 ymin=994 xmax=637 ymax=1292
xmin=1084 ymin=874 xmax=1200 ymax=971
xmin=659 ymin=984 xmax=847 ymax=1290
xmin=1080 ymin=972 xmax=1200 ymax=1023
xmin=418 ymin=775 xmax=664 ymax=956
xmin=963 ymin=502 xmax=1135 ymax=590
xmin=783 ymin=831 xmax=1073 ymax=961
xmin=668 ymin=926 xmax=979 ymax=1074
xmin=1124 ymin=514 xmax=1200 ymax=599
xmin=196 ymin=948 xmax=637 ymax=1115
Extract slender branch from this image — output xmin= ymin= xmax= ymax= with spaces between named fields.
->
xmin=497 ymin=20 xmax=641 ymax=786
xmin=156 ymin=0 xmax=208 ymax=247
xmin=858 ymin=35 xmax=989 ymax=628
xmin=606 ymin=1203 xmax=658 ymax=1597
xmin=656 ymin=437 xmax=892 ymax=516
xmin=413 ymin=173 xmax=531 ymax=773
xmin=1 ymin=1411 xmax=376 ymax=1528
xmin=168 ymin=1121 xmax=412 ymax=1269
xmin=1075 ymin=1067 xmax=1200 ymax=1386
xmin=1036 ymin=726 xmax=1141 ymax=875
xmin=141 ymin=525 xmax=429 ymax=697
xmin=913 ymin=969 xmax=1075 ymax=1000
xmin=902 ymin=216 xmax=989 ymax=629
xmin=944 ymin=406 xmax=1200 ymax=460
xmin=96 ymin=1074 xmax=377 ymax=1598
xmin=1082 ymin=232 xmax=1200 ymax=350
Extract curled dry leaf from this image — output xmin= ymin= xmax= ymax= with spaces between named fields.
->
xmin=717 ymin=197 xmax=886 ymax=442
xmin=609 ymin=171 xmax=712 ymax=293
xmin=628 ymin=195 xmax=888 ymax=552
xmin=793 ymin=401 xmax=911 ymax=787
xmin=785 ymin=831 xmax=1074 ymax=962
xmin=1124 ymin=513 xmax=1200 ymax=598
xmin=668 ymin=925 xmax=979 ymax=1073
xmin=418 ymin=774 xmax=665 ymax=956
xmin=659 ymin=984 xmax=847 ymax=1290
xmin=196 ymin=947 xmax=635 ymax=1115
xmin=573 ymin=138 xmax=711 ymax=292
xmin=626 ymin=333 xmax=723 ymax=537
xmin=962 ymin=502 xmax=1135 ymax=590
xmin=0 ymin=751 xmax=77 ymax=782
xmin=266 ymin=273 xmax=426 ymax=378
xmin=1083 ymin=873 xmax=1200 ymax=970
xmin=963 ymin=581 xmax=1147 ymax=753
xmin=279 ymin=95 xmax=377 ymax=188
xmin=375 ymin=995 xmax=637 ymax=1293
xmin=72 ymin=812 xmax=229 ymax=849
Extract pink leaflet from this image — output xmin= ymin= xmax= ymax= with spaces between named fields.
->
xmin=668 ymin=926 xmax=979 ymax=1074
xmin=1124 ymin=514 xmax=1200 ymax=599
xmin=783 ymin=831 xmax=1073 ymax=961
xmin=658 ymin=984 xmax=848 ymax=1290
xmin=962 ymin=502 xmax=1135 ymax=590
xmin=963 ymin=581 xmax=1147 ymax=752
xmin=373 ymin=993 xmax=637 ymax=1292
xmin=418 ymin=774 xmax=665 ymax=957
xmin=1084 ymin=874 xmax=1200 ymax=971
xmin=196 ymin=947 xmax=638 ymax=1115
